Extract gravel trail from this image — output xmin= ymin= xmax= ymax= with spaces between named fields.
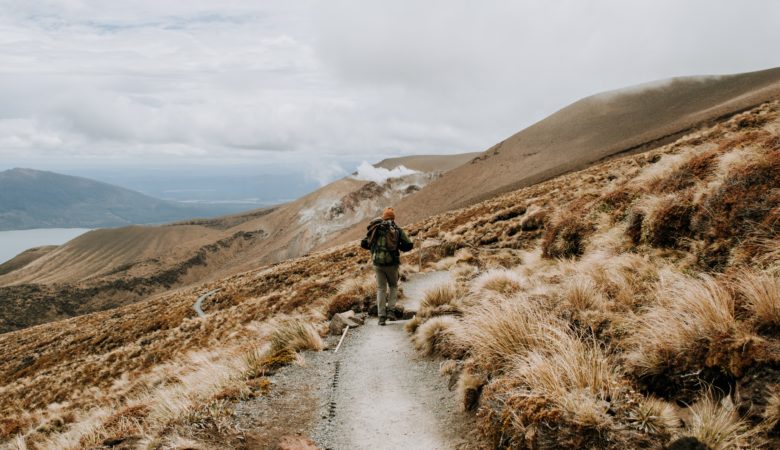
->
xmin=313 ymin=271 xmax=472 ymax=450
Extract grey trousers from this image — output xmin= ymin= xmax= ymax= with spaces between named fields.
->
xmin=375 ymin=265 xmax=399 ymax=318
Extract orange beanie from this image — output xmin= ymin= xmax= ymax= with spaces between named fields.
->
xmin=382 ymin=207 xmax=395 ymax=221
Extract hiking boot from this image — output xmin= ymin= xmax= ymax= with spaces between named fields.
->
xmin=378 ymin=316 xmax=387 ymax=326
xmin=387 ymin=308 xmax=401 ymax=321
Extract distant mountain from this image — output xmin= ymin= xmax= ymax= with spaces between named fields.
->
xmin=0 ymin=168 xmax=231 ymax=230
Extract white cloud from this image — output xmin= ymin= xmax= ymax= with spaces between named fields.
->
xmin=0 ymin=0 xmax=779 ymax=172
xmin=351 ymin=161 xmax=418 ymax=184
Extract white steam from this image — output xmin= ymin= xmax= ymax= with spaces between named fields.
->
xmin=351 ymin=161 xmax=418 ymax=184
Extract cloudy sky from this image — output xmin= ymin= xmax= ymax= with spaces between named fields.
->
xmin=1 ymin=0 xmax=779 ymax=183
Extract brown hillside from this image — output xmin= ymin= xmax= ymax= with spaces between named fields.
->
xmin=334 ymin=67 xmax=780 ymax=247
xmin=0 ymin=155 xmax=466 ymax=332
xmin=0 ymin=246 xmax=56 ymax=276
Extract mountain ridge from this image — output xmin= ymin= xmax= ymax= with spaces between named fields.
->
xmin=0 ymin=168 xmax=232 ymax=231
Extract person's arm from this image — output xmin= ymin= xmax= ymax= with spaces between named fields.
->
xmin=398 ymin=228 xmax=414 ymax=252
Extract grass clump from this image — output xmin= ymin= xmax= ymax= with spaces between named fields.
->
xmin=412 ymin=316 xmax=463 ymax=358
xmin=268 ymin=320 xmax=323 ymax=355
xmin=418 ymin=281 xmax=461 ymax=318
xmin=459 ymin=297 xmax=561 ymax=373
xmin=625 ymin=274 xmax=737 ymax=398
xmin=457 ymin=369 xmax=486 ymax=412
xmin=560 ymin=275 xmax=605 ymax=311
xmin=508 ymin=332 xmax=618 ymax=430
xmin=243 ymin=320 xmax=323 ymax=377
xmin=641 ymin=194 xmax=695 ymax=248
xmin=471 ymin=269 xmax=523 ymax=296
xmin=542 ymin=212 xmax=593 ymax=258
xmin=735 ymin=270 xmax=780 ymax=333
xmin=628 ymin=397 xmax=680 ymax=435
xmin=682 ymin=394 xmax=756 ymax=450
xmin=693 ymin=150 xmax=780 ymax=268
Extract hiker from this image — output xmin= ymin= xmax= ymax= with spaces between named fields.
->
xmin=360 ymin=207 xmax=414 ymax=325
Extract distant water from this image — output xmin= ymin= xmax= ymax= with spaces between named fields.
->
xmin=0 ymin=228 xmax=91 ymax=264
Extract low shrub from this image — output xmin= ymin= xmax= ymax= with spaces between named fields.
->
xmin=735 ymin=271 xmax=780 ymax=332
xmin=542 ymin=213 xmax=593 ymax=258
xmin=694 ymin=150 xmax=780 ymax=244
xmin=413 ymin=316 xmax=463 ymax=358
xmin=642 ymin=194 xmax=695 ymax=248
xmin=682 ymin=394 xmax=755 ymax=450
xmin=471 ymin=269 xmax=523 ymax=296
xmin=459 ymin=297 xmax=562 ymax=373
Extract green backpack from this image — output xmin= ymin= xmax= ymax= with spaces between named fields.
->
xmin=367 ymin=220 xmax=401 ymax=265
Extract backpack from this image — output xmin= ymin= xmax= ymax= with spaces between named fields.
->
xmin=362 ymin=219 xmax=403 ymax=265
xmin=382 ymin=221 xmax=400 ymax=252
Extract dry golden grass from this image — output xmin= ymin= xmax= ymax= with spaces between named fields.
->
xmin=509 ymin=331 xmax=618 ymax=429
xmin=560 ymin=275 xmax=606 ymax=310
xmin=412 ymin=316 xmax=463 ymax=358
xmin=268 ymin=320 xmax=324 ymax=355
xmin=399 ymin=101 xmax=780 ymax=449
xmin=456 ymin=369 xmax=485 ymax=412
xmin=417 ymin=281 xmax=461 ymax=319
xmin=735 ymin=271 xmax=780 ymax=331
xmin=763 ymin=389 xmax=780 ymax=434
xmin=470 ymin=269 xmax=523 ymax=296
xmin=683 ymin=394 xmax=756 ymax=450
xmin=458 ymin=297 xmax=563 ymax=373
xmin=625 ymin=274 xmax=736 ymax=377
xmin=628 ymin=397 xmax=681 ymax=435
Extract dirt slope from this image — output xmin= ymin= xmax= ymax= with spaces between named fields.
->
xmin=332 ymin=67 xmax=780 ymax=246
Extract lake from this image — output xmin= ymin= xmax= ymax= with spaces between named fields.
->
xmin=0 ymin=228 xmax=92 ymax=264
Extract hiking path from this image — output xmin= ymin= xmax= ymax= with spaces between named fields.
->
xmin=312 ymin=270 xmax=474 ymax=450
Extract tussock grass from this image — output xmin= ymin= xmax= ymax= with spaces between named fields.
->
xmin=404 ymin=315 xmax=422 ymax=334
xmin=560 ymin=275 xmax=605 ymax=310
xmin=628 ymin=397 xmax=681 ymax=434
xmin=11 ymin=435 xmax=28 ymax=450
xmin=412 ymin=316 xmax=463 ymax=358
xmin=683 ymin=394 xmax=755 ymax=450
xmin=337 ymin=275 xmax=374 ymax=298
xmin=471 ymin=269 xmax=523 ymax=296
xmin=763 ymin=389 xmax=780 ymax=433
xmin=541 ymin=212 xmax=593 ymax=258
xmin=640 ymin=193 xmax=695 ymax=248
xmin=418 ymin=281 xmax=460 ymax=318
xmin=626 ymin=274 xmax=736 ymax=377
xmin=509 ymin=332 xmax=618 ymax=429
xmin=459 ymin=297 xmax=563 ymax=372
xmin=735 ymin=271 xmax=780 ymax=331
xmin=269 ymin=319 xmax=324 ymax=355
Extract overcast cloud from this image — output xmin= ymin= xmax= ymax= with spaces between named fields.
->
xmin=0 ymin=0 xmax=779 ymax=180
